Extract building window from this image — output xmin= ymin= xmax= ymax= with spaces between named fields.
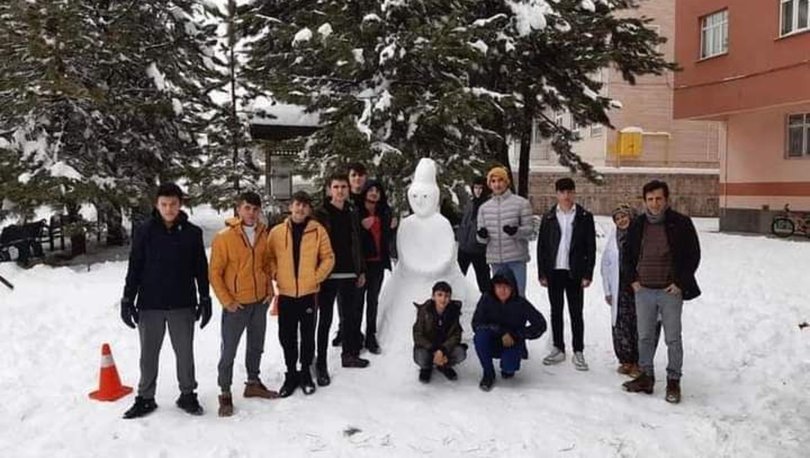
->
xmin=787 ymin=113 xmax=810 ymax=157
xmin=781 ymin=0 xmax=810 ymax=36
xmin=590 ymin=124 xmax=603 ymax=137
xmin=700 ymin=10 xmax=728 ymax=59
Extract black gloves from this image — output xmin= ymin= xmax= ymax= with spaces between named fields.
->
xmin=121 ymin=297 xmax=138 ymax=329
xmin=477 ymin=227 xmax=489 ymax=239
xmin=503 ymin=225 xmax=518 ymax=236
xmin=197 ymin=296 xmax=212 ymax=329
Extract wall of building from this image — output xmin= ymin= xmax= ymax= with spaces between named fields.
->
xmin=717 ymin=102 xmax=810 ymax=232
xmin=532 ymin=0 xmax=721 ymax=170
xmin=528 ymin=168 xmax=719 ymax=217
xmin=674 ymin=0 xmax=810 ymax=119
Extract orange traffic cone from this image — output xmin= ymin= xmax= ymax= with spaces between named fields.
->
xmin=89 ymin=343 xmax=133 ymax=402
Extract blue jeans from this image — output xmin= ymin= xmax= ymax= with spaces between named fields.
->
xmin=474 ymin=328 xmax=523 ymax=377
xmin=490 ymin=261 xmax=527 ymax=296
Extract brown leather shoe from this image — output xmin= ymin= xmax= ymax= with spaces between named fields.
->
xmin=218 ymin=393 xmax=233 ymax=417
xmin=665 ymin=378 xmax=681 ymax=404
xmin=622 ymin=373 xmax=655 ymax=394
xmin=244 ymin=381 xmax=279 ymax=399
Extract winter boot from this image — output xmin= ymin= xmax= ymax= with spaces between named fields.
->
xmin=315 ymin=365 xmax=331 ymax=387
xmin=666 ymin=378 xmax=681 ymax=404
xmin=436 ymin=365 xmax=458 ymax=381
xmin=501 ymin=371 xmax=515 ymax=379
xmin=341 ymin=353 xmax=370 ymax=368
xmin=176 ymin=392 xmax=203 ymax=416
xmin=123 ymin=396 xmax=157 ymax=419
xmin=300 ymin=370 xmax=316 ymax=395
xmin=479 ymin=372 xmax=495 ymax=392
xmin=365 ymin=334 xmax=381 ymax=355
xmin=623 ymin=373 xmax=655 ymax=394
xmin=419 ymin=368 xmax=432 ymax=383
xmin=244 ymin=380 xmax=279 ymax=399
xmin=278 ymin=372 xmax=299 ymax=398
xmin=218 ymin=393 xmax=234 ymax=417
xmin=542 ymin=347 xmax=566 ymax=365
xmin=572 ymin=352 xmax=589 ymax=371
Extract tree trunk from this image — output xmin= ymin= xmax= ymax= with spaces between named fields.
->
xmin=518 ymin=127 xmax=531 ymax=198
xmin=104 ymin=203 xmax=125 ymax=246
xmin=66 ymin=202 xmax=86 ymax=257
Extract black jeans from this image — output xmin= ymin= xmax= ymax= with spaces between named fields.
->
xmin=458 ymin=250 xmax=490 ymax=293
xmin=547 ymin=269 xmax=585 ymax=352
xmin=278 ymin=295 xmax=316 ymax=374
xmin=317 ymin=278 xmax=362 ymax=365
xmin=360 ymin=261 xmax=385 ymax=338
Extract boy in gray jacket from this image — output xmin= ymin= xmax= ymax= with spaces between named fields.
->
xmin=476 ymin=166 xmax=534 ymax=296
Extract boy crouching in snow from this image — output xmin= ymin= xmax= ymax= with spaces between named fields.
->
xmin=412 ymin=281 xmax=467 ymax=383
xmin=472 ymin=268 xmax=546 ymax=392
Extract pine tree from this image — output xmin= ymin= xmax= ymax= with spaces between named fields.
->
xmin=0 ymin=1 xmax=219 ymax=249
xmin=243 ymin=0 xmax=498 ymax=208
xmin=243 ymin=0 xmax=673 ymax=206
xmin=469 ymin=0 xmax=675 ymax=194
xmin=185 ymin=0 xmax=261 ymax=212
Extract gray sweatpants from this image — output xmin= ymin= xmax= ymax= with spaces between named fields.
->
xmin=137 ymin=308 xmax=197 ymax=399
xmin=413 ymin=345 xmax=468 ymax=370
xmin=217 ymin=301 xmax=269 ymax=392
xmin=635 ymin=287 xmax=683 ymax=380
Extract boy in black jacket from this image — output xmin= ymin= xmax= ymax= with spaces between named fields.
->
xmin=120 ymin=183 xmax=211 ymax=419
xmin=413 ymin=282 xmax=467 ymax=383
xmin=472 ymin=268 xmax=546 ymax=392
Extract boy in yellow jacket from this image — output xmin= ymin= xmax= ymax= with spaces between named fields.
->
xmin=209 ymin=192 xmax=276 ymax=417
xmin=267 ymin=191 xmax=335 ymax=397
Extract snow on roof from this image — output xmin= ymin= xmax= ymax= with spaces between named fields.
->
xmin=249 ymin=97 xmax=320 ymax=127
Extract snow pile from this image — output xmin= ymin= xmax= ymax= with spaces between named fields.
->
xmin=507 ymin=0 xmax=551 ymax=36
xmin=293 ymin=27 xmax=313 ymax=45
xmin=0 ymin=212 xmax=808 ymax=457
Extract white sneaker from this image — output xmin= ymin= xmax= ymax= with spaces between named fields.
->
xmin=542 ymin=348 xmax=566 ymax=365
xmin=572 ymin=352 xmax=589 ymax=371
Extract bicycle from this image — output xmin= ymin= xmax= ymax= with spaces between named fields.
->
xmin=771 ymin=204 xmax=810 ymax=238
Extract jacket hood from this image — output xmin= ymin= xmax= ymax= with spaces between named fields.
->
xmin=361 ymin=179 xmax=389 ymax=207
xmin=490 ymin=267 xmax=519 ymax=300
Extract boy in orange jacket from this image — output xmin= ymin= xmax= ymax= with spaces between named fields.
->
xmin=267 ymin=191 xmax=335 ymax=397
xmin=209 ymin=192 xmax=277 ymax=417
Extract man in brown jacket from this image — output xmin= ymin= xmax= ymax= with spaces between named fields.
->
xmin=412 ymin=282 xmax=467 ymax=383
xmin=267 ymin=191 xmax=335 ymax=397
xmin=209 ymin=192 xmax=277 ymax=417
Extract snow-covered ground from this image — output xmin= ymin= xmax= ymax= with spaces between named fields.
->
xmin=1 ymin=207 xmax=808 ymax=457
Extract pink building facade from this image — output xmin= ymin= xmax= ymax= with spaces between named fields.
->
xmin=674 ymin=0 xmax=810 ymax=233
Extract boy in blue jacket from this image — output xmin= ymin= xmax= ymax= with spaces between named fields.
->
xmin=472 ymin=268 xmax=546 ymax=391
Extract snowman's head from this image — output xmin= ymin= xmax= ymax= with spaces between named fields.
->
xmin=408 ymin=159 xmax=440 ymax=218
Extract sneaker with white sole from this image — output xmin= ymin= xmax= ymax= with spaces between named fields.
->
xmin=572 ymin=352 xmax=589 ymax=371
xmin=542 ymin=348 xmax=566 ymax=365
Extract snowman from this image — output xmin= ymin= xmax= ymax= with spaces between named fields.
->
xmin=377 ymin=158 xmax=479 ymax=354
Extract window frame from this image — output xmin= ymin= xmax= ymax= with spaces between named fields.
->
xmin=781 ymin=0 xmax=810 ymax=37
xmin=700 ymin=9 xmax=729 ymax=60
xmin=786 ymin=113 xmax=810 ymax=158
